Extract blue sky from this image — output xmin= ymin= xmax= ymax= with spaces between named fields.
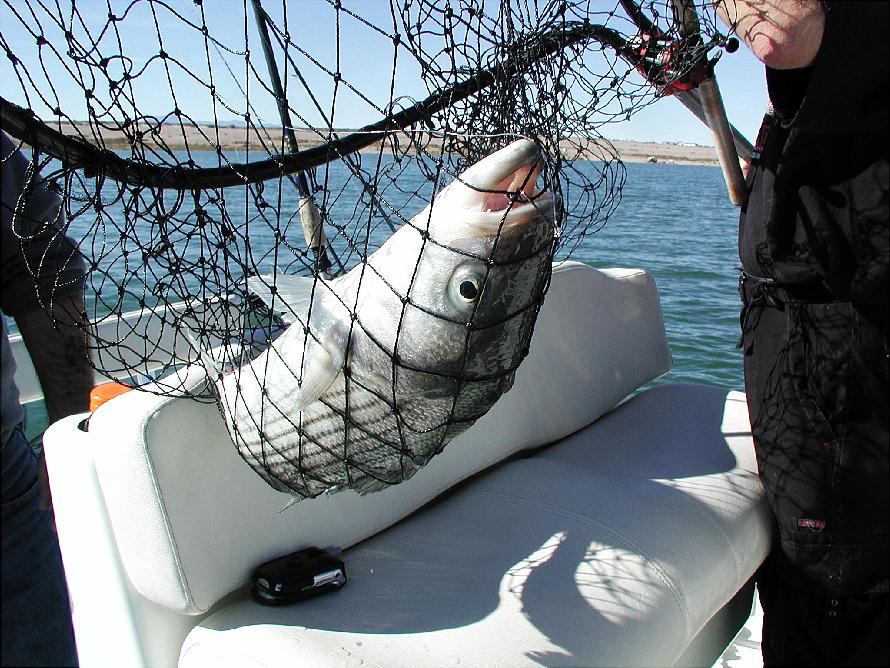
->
xmin=0 ymin=0 xmax=769 ymax=147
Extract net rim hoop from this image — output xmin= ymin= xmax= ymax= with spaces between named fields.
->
xmin=0 ymin=22 xmax=625 ymax=190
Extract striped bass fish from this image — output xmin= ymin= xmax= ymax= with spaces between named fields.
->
xmin=213 ymin=139 xmax=556 ymax=499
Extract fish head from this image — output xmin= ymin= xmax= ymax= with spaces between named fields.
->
xmin=361 ymin=139 xmax=556 ymax=405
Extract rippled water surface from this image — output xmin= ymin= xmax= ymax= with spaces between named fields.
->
xmin=16 ymin=154 xmax=745 ymax=438
xmin=573 ymin=161 xmax=744 ymax=391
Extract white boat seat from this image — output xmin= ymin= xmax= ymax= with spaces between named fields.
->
xmin=180 ymin=384 xmax=769 ymax=667
xmin=42 ymin=261 xmax=773 ymax=667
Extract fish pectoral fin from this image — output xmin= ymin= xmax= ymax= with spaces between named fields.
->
xmin=247 ymin=274 xmax=316 ymax=325
xmin=247 ymin=274 xmax=352 ymax=410
xmin=291 ymin=319 xmax=349 ymax=410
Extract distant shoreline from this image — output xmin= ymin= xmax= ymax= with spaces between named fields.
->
xmin=45 ymin=121 xmax=722 ymax=166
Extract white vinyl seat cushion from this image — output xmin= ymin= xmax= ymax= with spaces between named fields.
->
xmin=48 ymin=261 xmax=773 ymax=667
xmin=86 ymin=262 xmax=673 ymax=615
xmin=180 ymin=383 xmax=772 ymax=667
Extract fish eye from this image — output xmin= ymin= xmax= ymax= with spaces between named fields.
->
xmin=459 ymin=279 xmax=479 ymax=301
xmin=448 ymin=267 xmax=486 ymax=310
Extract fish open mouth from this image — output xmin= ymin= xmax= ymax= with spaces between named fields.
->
xmin=479 ymin=162 xmax=550 ymax=215
xmin=449 ymin=139 xmax=554 ymax=220
xmin=430 ymin=139 xmax=556 ymax=244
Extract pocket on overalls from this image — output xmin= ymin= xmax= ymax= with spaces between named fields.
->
xmin=787 ymin=301 xmax=857 ymax=432
xmin=753 ymin=302 xmax=855 ymax=582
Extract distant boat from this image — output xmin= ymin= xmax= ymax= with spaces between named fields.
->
xmin=647 ymin=155 xmax=658 ymax=163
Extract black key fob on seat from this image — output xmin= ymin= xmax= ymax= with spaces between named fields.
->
xmin=252 ymin=547 xmax=346 ymax=605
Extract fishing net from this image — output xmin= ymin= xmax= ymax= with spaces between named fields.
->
xmin=1 ymin=0 xmax=739 ymax=497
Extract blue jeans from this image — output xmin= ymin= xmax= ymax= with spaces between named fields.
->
xmin=1 ymin=425 xmax=78 ymax=666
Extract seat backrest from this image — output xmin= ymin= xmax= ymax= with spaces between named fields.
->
xmin=88 ymin=261 xmax=671 ymax=614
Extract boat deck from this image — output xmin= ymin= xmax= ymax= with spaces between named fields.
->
xmin=712 ymin=588 xmax=763 ymax=667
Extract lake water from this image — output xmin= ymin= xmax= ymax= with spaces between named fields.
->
xmin=581 ymin=161 xmax=744 ymax=391
xmin=16 ymin=154 xmax=745 ymax=438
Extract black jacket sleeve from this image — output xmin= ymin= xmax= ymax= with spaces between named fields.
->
xmin=1 ymin=131 xmax=86 ymax=317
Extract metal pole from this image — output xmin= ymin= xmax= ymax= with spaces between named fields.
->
xmin=697 ymin=75 xmax=748 ymax=205
xmin=671 ymin=0 xmax=747 ymax=206
xmin=672 ymin=88 xmax=753 ymax=161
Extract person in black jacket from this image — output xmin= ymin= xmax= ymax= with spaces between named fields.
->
xmin=717 ymin=1 xmax=888 ymax=664
xmin=2 ymin=130 xmax=91 ymax=666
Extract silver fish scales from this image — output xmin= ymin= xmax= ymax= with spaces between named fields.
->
xmin=214 ymin=139 xmax=557 ymax=499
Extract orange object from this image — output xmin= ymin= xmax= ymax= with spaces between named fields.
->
xmin=90 ymin=382 xmax=133 ymax=411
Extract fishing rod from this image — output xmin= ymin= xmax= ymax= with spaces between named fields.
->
xmin=249 ymin=0 xmax=344 ymax=277
xmin=620 ymin=0 xmax=750 ymax=205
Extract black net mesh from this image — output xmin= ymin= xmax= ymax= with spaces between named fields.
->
xmin=1 ymin=0 xmax=737 ymax=497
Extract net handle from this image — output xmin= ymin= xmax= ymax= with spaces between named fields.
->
xmin=671 ymin=0 xmax=747 ymax=205
xmin=621 ymin=0 xmax=749 ymax=205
